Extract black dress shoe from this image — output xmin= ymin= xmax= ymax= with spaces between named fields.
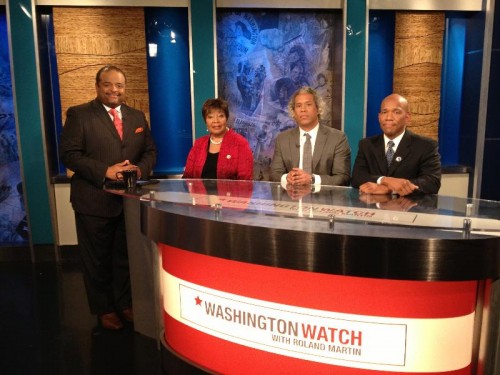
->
xmin=99 ymin=312 xmax=124 ymax=330
xmin=121 ymin=307 xmax=134 ymax=323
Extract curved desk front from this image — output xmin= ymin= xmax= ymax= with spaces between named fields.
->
xmin=139 ymin=179 xmax=500 ymax=375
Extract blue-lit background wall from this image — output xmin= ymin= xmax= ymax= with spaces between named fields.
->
xmin=39 ymin=7 xmax=193 ymax=177
xmin=216 ymin=9 xmax=342 ymax=180
xmin=145 ymin=7 xmax=193 ymax=175
xmin=367 ymin=11 xmax=395 ymax=138
xmin=38 ymin=7 xmax=64 ymax=176
xmin=481 ymin=4 xmax=500 ymax=200
xmin=0 ymin=8 xmax=28 ymax=244
xmin=367 ymin=10 xmax=484 ymax=172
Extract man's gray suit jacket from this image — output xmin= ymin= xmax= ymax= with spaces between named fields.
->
xmin=270 ymin=125 xmax=351 ymax=186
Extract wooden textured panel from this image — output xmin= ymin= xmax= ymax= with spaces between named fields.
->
xmin=52 ymin=7 xmax=149 ymax=124
xmin=393 ymin=12 xmax=444 ymax=140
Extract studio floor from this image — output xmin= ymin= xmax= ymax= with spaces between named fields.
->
xmin=0 ymin=251 xmax=162 ymax=375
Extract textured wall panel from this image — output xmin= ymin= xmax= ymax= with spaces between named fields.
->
xmin=393 ymin=12 xmax=444 ymax=140
xmin=52 ymin=7 xmax=149 ymax=124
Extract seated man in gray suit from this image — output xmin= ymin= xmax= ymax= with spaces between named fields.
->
xmin=351 ymin=93 xmax=441 ymax=196
xmin=270 ymin=87 xmax=351 ymax=187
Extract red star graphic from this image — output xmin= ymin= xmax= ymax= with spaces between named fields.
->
xmin=195 ymin=296 xmax=202 ymax=306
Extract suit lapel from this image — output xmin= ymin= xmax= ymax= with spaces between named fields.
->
xmin=289 ymin=128 xmax=300 ymax=169
xmin=120 ymin=105 xmax=130 ymax=142
xmin=312 ymin=126 xmax=327 ymax=171
xmin=373 ymin=135 xmax=388 ymax=174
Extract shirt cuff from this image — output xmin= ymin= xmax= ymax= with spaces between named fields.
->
xmin=281 ymin=174 xmax=288 ymax=187
xmin=377 ymin=176 xmax=385 ymax=185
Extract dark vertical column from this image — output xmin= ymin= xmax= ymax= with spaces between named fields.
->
xmin=190 ymin=0 xmax=216 ymax=138
xmin=344 ymin=0 xmax=367 ymax=167
xmin=480 ymin=0 xmax=500 ymax=200
xmin=7 ymin=0 xmax=54 ymax=248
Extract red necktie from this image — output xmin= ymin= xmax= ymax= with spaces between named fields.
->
xmin=109 ymin=108 xmax=123 ymax=140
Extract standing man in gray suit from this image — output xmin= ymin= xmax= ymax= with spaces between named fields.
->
xmin=351 ymin=93 xmax=441 ymax=196
xmin=60 ymin=65 xmax=157 ymax=330
xmin=270 ymin=86 xmax=351 ymax=186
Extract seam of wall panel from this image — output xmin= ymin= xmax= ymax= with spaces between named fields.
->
xmin=369 ymin=0 xmax=483 ymax=11
xmin=6 ymin=0 xmax=34 ymax=254
xmin=35 ymin=0 xmax=188 ymax=6
xmin=216 ymin=0 xmax=341 ymax=8
xmin=213 ymin=0 xmax=217 ymax=97
xmin=188 ymin=0 xmax=195 ymax=145
xmin=363 ymin=0 xmax=369 ymax=138
xmin=341 ymin=0 xmax=346 ymax=132
xmin=473 ymin=0 xmax=494 ymax=198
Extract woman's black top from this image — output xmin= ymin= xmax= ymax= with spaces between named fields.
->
xmin=201 ymin=143 xmax=219 ymax=179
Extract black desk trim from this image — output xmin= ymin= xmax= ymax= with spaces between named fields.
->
xmin=142 ymin=204 xmax=500 ymax=281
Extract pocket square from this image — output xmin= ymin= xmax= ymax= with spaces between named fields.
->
xmin=135 ymin=127 xmax=144 ymax=134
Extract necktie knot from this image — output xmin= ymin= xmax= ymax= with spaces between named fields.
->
xmin=386 ymin=140 xmax=395 ymax=167
xmin=109 ymin=108 xmax=123 ymax=140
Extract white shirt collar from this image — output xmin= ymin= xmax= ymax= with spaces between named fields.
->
xmin=384 ymin=130 xmax=405 ymax=150
xmin=103 ymin=104 xmax=122 ymax=114
xmin=300 ymin=123 xmax=319 ymax=142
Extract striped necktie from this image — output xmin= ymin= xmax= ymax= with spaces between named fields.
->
xmin=386 ymin=140 xmax=395 ymax=167
xmin=109 ymin=108 xmax=123 ymax=140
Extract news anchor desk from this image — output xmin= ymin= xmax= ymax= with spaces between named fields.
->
xmin=113 ymin=179 xmax=500 ymax=375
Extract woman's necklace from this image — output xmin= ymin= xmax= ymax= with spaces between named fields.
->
xmin=210 ymin=136 xmax=223 ymax=145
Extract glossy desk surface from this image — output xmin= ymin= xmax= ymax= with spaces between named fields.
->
xmin=127 ymin=179 xmax=500 ymax=281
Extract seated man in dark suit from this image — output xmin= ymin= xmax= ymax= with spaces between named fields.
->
xmin=351 ymin=94 xmax=441 ymax=196
xmin=270 ymin=86 xmax=351 ymax=187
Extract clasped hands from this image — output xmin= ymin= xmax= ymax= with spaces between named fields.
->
xmin=359 ymin=177 xmax=418 ymax=196
xmin=287 ymin=168 xmax=312 ymax=186
xmin=105 ymin=160 xmax=141 ymax=180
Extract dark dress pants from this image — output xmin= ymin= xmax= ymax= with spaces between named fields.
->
xmin=75 ymin=211 xmax=131 ymax=315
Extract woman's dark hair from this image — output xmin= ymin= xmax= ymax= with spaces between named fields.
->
xmin=202 ymin=98 xmax=230 ymax=120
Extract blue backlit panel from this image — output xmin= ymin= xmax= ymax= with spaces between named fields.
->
xmin=0 ymin=8 xmax=28 ymax=244
xmin=145 ymin=8 xmax=193 ymax=175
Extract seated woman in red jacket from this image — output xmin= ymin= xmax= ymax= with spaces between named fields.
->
xmin=183 ymin=98 xmax=254 ymax=180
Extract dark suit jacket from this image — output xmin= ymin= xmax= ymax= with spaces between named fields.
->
xmin=351 ymin=130 xmax=441 ymax=194
xmin=270 ymin=125 xmax=351 ymax=186
xmin=60 ymin=99 xmax=157 ymax=217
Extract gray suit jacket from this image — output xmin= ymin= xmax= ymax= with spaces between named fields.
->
xmin=270 ymin=125 xmax=351 ymax=186
xmin=60 ymin=99 xmax=157 ymax=217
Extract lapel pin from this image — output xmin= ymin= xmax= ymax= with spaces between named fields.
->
xmin=395 ymin=156 xmax=402 ymax=162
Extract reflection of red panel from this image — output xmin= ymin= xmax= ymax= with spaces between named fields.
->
xmin=186 ymin=179 xmax=253 ymax=210
xmin=161 ymin=244 xmax=477 ymax=374
xmin=186 ymin=179 xmax=253 ymax=198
